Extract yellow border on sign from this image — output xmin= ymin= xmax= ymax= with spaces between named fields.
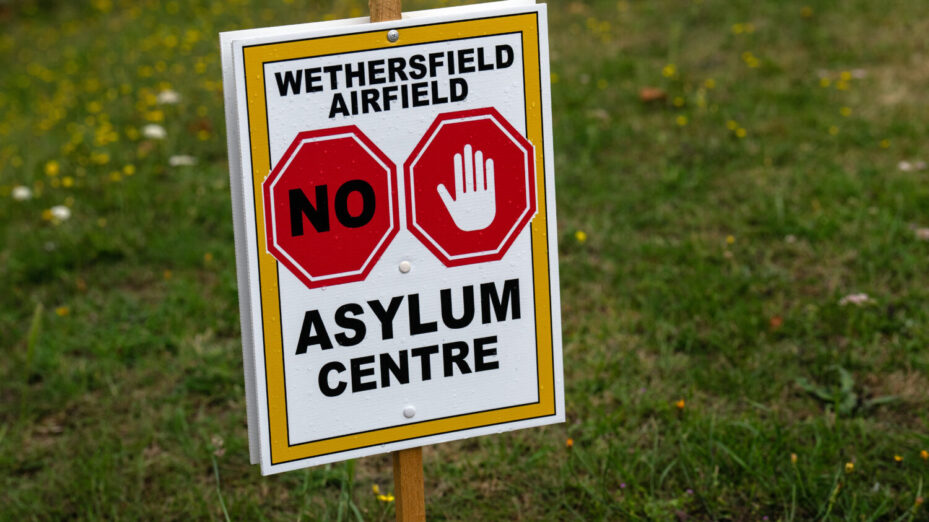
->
xmin=243 ymin=12 xmax=553 ymax=465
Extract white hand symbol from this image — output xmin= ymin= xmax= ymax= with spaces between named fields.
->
xmin=437 ymin=144 xmax=496 ymax=231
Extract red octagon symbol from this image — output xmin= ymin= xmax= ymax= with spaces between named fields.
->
xmin=262 ymin=126 xmax=398 ymax=289
xmin=404 ymin=107 xmax=537 ymax=267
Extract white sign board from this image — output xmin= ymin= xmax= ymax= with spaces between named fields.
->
xmin=221 ymin=0 xmax=562 ymax=475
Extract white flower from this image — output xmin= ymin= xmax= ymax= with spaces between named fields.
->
xmin=50 ymin=205 xmax=71 ymax=221
xmin=839 ymin=293 xmax=873 ymax=306
xmin=156 ymin=89 xmax=180 ymax=105
xmin=169 ymin=155 xmax=197 ymax=166
xmin=898 ymin=160 xmax=926 ymax=172
xmin=142 ymin=124 xmax=167 ymax=140
xmin=12 ymin=185 xmax=32 ymax=201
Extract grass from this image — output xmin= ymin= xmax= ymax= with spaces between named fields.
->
xmin=2 ymin=0 xmax=929 ymax=519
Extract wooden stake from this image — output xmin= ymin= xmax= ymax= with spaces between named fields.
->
xmin=368 ymin=0 xmax=422 ymax=519
xmin=392 ymin=447 xmax=426 ymax=522
xmin=369 ymin=0 xmax=401 ymax=23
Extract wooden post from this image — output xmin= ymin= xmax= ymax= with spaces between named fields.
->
xmin=392 ymin=447 xmax=426 ymax=521
xmin=369 ymin=0 xmax=401 ymax=23
xmin=369 ymin=0 xmax=423 ymax=519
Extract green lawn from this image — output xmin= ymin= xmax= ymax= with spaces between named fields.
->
xmin=2 ymin=0 xmax=929 ymax=519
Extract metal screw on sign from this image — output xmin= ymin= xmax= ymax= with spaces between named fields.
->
xmin=387 ymin=29 xmax=400 ymax=42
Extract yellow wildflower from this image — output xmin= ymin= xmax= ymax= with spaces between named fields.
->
xmin=372 ymin=484 xmax=380 ymax=494
xmin=675 ymin=399 xmax=685 ymax=410
xmin=566 ymin=438 xmax=574 ymax=448
xmin=844 ymin=461 xmax=854 ymax=473
xmin=575 ymin=230 xmax=588 ymax=244
xmin=879 ymin=139 xmax=890 ymax=149
xmin=894 ymin=455 xmax=903 ymax=463
xmin=840 ymin=107 xmax=852 ymax=117
xmin=726 ymin=235 xmax=735 ymax=245
xmin=377 ymin=494 xmax=395 ymax=502
xmin=675 ymin=115 xmax=688 ymax=126
xmin=662 ymin=64 xmax=677 ymax=78
xmin=726 ymin=120 xmax=738 ymax=130
xmin=55 ymin=306 xmax=70 ymax=317
xmin=673 ymin=96 xmax=685 ymax=107
xmin=920 ymin=449 xmax=928 ymax=460
xmin=790 ymin=453 xmax=798 ymax=465
xmin=45 ymin=160 xmax=60 ymax=177
xmin=704 ymin=78 xmax=716 ymax=89
xmin=92 ymin=0 xmax=112 ymax=12
xmin=736 ymin=128 xmax=747 ymax=138
xmin=828 ymin=126 xmax=839 ymax=136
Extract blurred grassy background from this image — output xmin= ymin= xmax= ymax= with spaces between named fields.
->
xmin=2 ymin=0 xmax=929 ymax=519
